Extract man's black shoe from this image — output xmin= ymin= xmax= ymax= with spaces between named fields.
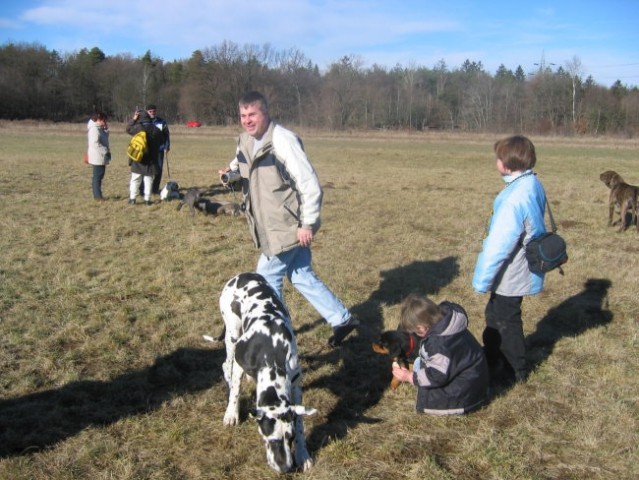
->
xmin=328 ymin=316 xmax=360 ymax=347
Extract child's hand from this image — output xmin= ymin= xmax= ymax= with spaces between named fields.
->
xmin=391 ymin=363 xmax=414 ymax=384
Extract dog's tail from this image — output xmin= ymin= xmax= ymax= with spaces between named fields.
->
xmin=203 ymin=326 xmax=226 ymax=343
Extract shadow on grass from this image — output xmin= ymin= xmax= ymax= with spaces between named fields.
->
xmin=303 ymin=256 xmax=459 ymax=450
xmin=489 ymin=278 xmax=614 ymax=395
xmin=527 ymin=278 xmax=613 ymax=371
xmin=0 ymin=347 xmax=226 ymax=458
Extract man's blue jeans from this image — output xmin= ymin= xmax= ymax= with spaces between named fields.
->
xmin=256 ymin=246 xmax=350 ymax=327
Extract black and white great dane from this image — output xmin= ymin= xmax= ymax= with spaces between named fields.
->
xmin=219 ymin=272 xmax=316 ymax=473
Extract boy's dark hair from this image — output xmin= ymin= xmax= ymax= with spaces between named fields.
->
xmin=398 ymin=294 xmax=443 ymax=333
xmin=239 ymin=91 xmax=268 ymax=111
xmin=494 ymin=135 xmax=536 ymax=171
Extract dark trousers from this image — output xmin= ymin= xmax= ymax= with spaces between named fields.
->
xmin=139 ymin=152 xmax=165 ymax=195
xmin=92 ymin=165 xmax=106 ymax=199
xmin=152 ymin=151 xmax=165 ymax=194
xmin=482 ymin=293 xmax=527 ymax=381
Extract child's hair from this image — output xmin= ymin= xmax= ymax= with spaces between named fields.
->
xmin=494 ymin=135 xmax=536 ymax=171
xmin=398 ymin=294 xmax=443 ymax=333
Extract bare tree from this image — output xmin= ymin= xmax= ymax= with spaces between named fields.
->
xmin=1 ymin=41 xmax=638 ymax=135
xmin=565 ymin=55 xmax=583 ymax=125
xmin=276 ymin=48 xmax=314 ymax=126
xmin=322 ymin=55 xmax=364 ymax=129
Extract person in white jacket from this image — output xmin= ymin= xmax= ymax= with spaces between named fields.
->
xmin=219 ymin=91 xmax=358 ymax=347
xmin=86 ymin=112 xmax=111 ymax=201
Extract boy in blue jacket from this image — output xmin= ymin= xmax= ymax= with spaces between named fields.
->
xmin=472 ymin=135 xmax=547 ymax=384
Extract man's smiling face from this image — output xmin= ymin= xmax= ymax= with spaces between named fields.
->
xmin=240 ymin=102 xmax=270 ymax=140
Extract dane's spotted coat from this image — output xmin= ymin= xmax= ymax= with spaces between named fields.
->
xmin=219 ymin=272 xmax=316 ymax=473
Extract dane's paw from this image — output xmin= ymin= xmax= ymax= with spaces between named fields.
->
xmin=223 ymin=411 xmax=239 ymax=426
xmin=295 ymin=450 xmax=313 ymax=472
xmin=300 ymin=458 xmax=314 ymax=472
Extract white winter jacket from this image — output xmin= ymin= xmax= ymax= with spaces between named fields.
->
xmin=87 ymin=119 xmax=110 ymax=166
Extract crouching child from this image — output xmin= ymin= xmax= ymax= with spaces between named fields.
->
xmin=392 ymin=294 xmax=489 ymax=415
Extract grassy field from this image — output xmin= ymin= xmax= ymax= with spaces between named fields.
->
xmin=0 ymin=121 xmax=638 ymax=479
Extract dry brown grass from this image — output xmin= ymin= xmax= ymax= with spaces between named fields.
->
xmin=1 ymin=123 xmax=638 ymax=479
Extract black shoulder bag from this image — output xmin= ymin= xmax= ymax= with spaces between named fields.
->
xmin=525 ymin=197 xmax=568 ymax=275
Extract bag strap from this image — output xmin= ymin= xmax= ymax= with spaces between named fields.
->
xmin=533 ymin=173 xmax=557 ymax=233
xmin=545 ymin=199 xmax=558 ymax=233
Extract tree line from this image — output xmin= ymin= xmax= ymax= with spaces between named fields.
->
xmin=1 ymin=41 xmax=638 ymax=135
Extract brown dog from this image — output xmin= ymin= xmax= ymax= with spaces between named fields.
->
xmin=372 ymin=330 xmax=420 ymax=391
xmin=600 ymin=170 xmax=639 ymax=232
xmin=599 ymin=170 xmax=624 ymax=189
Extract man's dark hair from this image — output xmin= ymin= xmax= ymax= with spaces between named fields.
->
xmin=239 ymin=91 xmax=268 ymax=111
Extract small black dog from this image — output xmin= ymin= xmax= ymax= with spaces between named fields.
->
xmin=372 ymin=330 xmax=420 ymax=391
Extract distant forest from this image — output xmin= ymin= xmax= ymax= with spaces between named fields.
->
xmin=1 ymin=41 xmax=638 ymax=135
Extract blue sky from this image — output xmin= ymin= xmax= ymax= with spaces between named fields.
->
xmin=1 ymin=0 xmax=638 ymax=87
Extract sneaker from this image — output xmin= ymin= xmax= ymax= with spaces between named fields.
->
xmin=328 ymin=316 xmax=360 ymax=347
xmin=128 ymin=199 xmax=136 ymax=205
xmin=145 ymin=200 xmax=153 ymax=206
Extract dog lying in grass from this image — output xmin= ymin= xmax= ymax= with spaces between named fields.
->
xmin=599 ymin=170 xmax=638 ymax=232
xmin=195 ymin=199 xmax=242 ymax=216
xmin=372 ymin=330 xmax=420 ymax=391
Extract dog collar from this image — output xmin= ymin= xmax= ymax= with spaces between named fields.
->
xmin=405 ymin=335 xmax=415 ymax=356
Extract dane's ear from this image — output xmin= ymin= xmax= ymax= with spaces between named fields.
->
xmin=291 ymin=405 xmax=317 ymax=417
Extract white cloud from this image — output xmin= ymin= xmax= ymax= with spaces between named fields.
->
xmin=2 ymin=0 xmax=637 ymax=86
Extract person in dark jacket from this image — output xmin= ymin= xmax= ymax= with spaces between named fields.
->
xmin=145 ymin=104 xmax=170 ymax=195
xmin=126 ymin=110 xmax=161 ymax=205
xmin=392 ymin=294 xmax=489 ymax=415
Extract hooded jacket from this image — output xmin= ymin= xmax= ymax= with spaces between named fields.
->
xmin=234 ymin=121 xmax=323 ymax=257
xmin=126 ymin=114 xmax=161 ymax=176
xmin=413 ymin=302 xmax=489 ymax=415
xmin=87 ymin=119 xmax=110 ymax=166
